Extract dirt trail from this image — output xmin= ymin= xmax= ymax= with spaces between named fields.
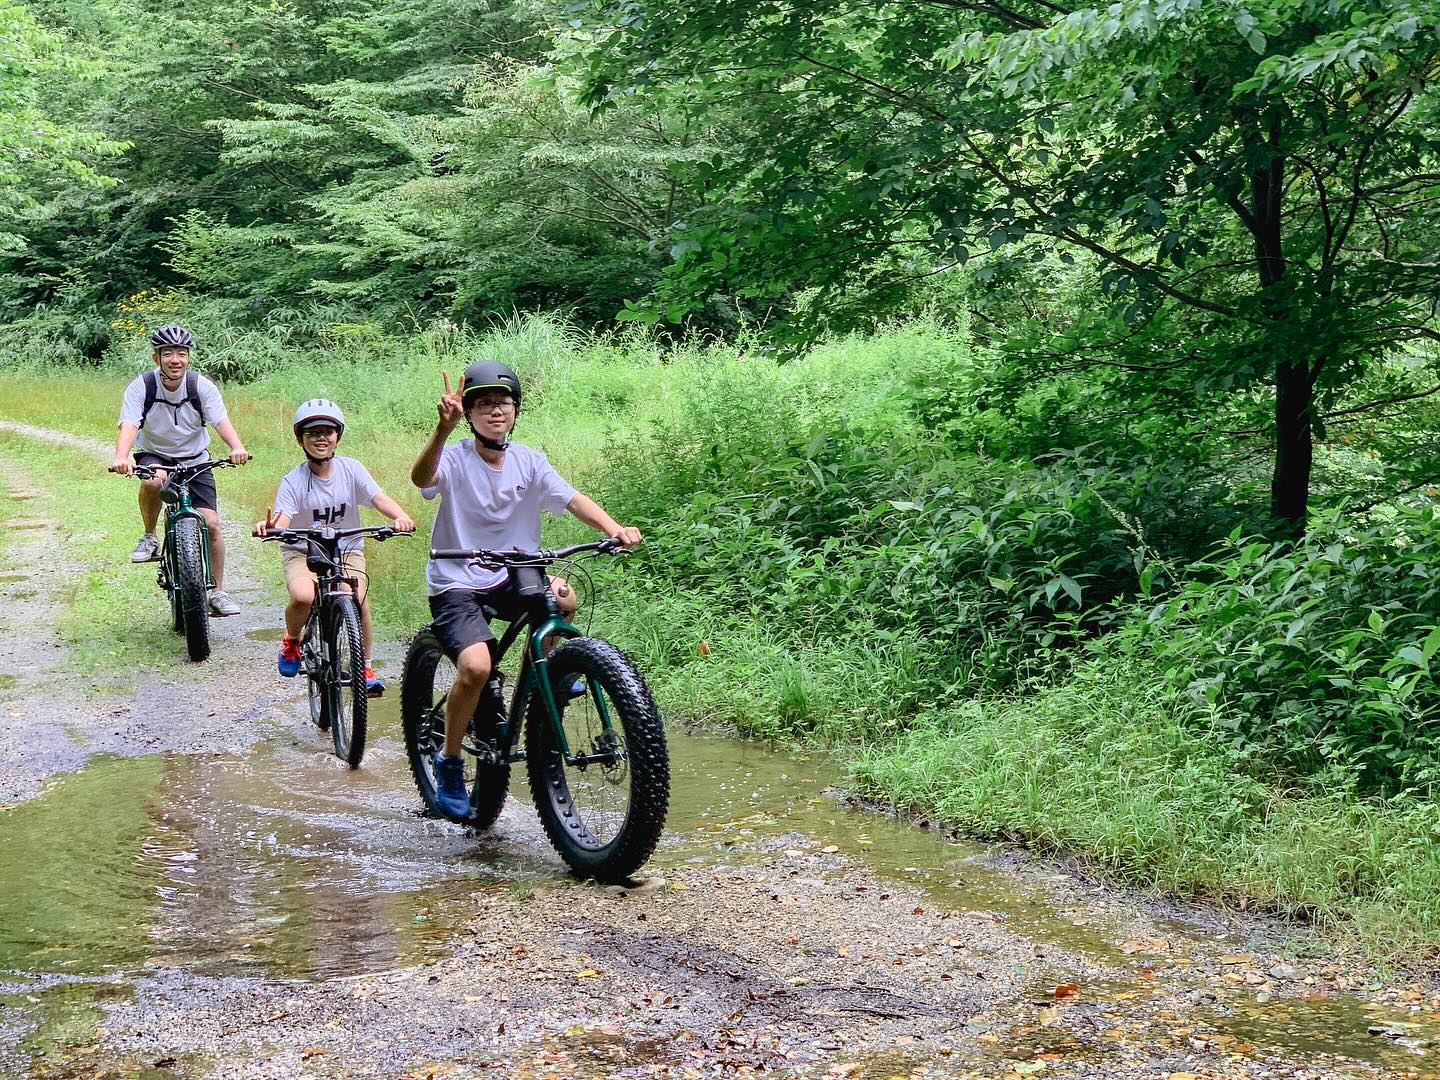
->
xmin=1 ymin=419 xmax=1438 ymax=1080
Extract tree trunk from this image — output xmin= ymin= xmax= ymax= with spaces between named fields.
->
xmin=1271 ymin=359 xmax=1314 ymax=532
xmin=1249 ymin=113 xmax=1310 ymax=535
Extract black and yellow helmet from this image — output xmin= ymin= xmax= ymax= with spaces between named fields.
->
xmin=461 ymin=359 xmax=521 ymax=413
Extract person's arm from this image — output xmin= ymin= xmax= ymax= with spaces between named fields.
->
xmin=112 ymin=421 xmax=141 ymax=475
xmin=213 ymin=417 xmax=251 ymax=465
xmin=412 ymin=371 xmax=464 ymax=488
xmin=566 ymin=493 xmax=642 ymax=546
xmin=371 ymin=492 xmax=415 ymax=532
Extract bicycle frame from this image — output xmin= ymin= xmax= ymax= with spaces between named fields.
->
xmin=464 ymin=570 xmax=617 ymax=767
xmin=157 ymin=473 xmax=214 ymax=594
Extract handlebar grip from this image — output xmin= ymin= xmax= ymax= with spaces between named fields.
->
xmin=430 ymin=548 xmax=476 ymax=560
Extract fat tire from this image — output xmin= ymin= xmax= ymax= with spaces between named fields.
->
xmin=173 ymin=517 xmax=211 ymax=662
xmin=525 ymin=637 xmax=668 ymax=883
xmin=401 ymin=629 xmax=509 ymax=827
xmin=328 ymin=595 xmax=368 ymax=768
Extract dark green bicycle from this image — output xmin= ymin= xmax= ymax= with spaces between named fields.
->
xmin=111 ymin=459 xmax=236 ymax=662
xmin=401 ymin=540 xmax=669 ymax=883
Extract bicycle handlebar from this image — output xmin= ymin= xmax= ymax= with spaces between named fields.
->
xmin=110 ymin=459 xmax=242 ymax=481
xmin=429 ymin=539 xmax=624 ymax=565
xmin=253 ymin=525 xmax=409 ymax=543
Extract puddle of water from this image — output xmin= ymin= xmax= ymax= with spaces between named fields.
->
xmin=244 ymin=627 xmax=286 ymax=642
xmin=1200 ymin=991 xmax=1437 ymax=1071
xmin=4 ymin=704 xmax=1438 ymax=1072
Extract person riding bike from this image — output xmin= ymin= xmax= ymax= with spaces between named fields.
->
xmin=409 ymin=359 xmax=642 ymax=819
xmin=111 ymin=324 xmax=250 ymax=617
xmin=255 ymin=399 xmax=416 ymax=695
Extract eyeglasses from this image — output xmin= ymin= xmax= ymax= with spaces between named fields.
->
xmin=468 ymin=398 xmax=514 ymax=413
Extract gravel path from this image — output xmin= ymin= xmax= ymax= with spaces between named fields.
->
xmin=1 ymin=418 xmax=1437 ymax=1080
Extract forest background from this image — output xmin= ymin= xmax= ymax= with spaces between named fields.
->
xmin=3 ymin=0 xmax=1440 ymax=962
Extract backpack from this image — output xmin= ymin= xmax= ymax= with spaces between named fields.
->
xmin=139 ymin=370 xmax=206 ymax=430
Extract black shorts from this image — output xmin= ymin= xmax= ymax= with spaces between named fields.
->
xmin=135 ymin=452 xmax=218 ymax=513
xmin=428 ymin=586 xmax=528 ymax=662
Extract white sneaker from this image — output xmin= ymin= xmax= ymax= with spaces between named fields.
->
xmin=130 ymin=534 xmax=161 ymax=563
xmin=208 ymin=590 xmax=240 ymax=617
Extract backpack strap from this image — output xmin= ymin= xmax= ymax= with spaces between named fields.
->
xmin=138 ymin=370 xmax=206 ymax=429
xmin=185 ymin=370 xmax=206 ymax=426
xmin=139 ymin=370 xmax=158 ymax=430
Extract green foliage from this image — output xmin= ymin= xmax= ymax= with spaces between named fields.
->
xmin=849 ymin=660 xmax=1440 ymax=960
xmin=1113 ymin=507 xmax=1440 ymax=794
xmin=0 ymin=3 xmax=125 ymax=255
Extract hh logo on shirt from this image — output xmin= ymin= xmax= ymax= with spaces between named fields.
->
xmin=312 ymin=504 xmax=349 ymax=525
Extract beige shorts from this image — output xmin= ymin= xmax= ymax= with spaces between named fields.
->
xmin=282 ymin=547 xmax=367 ymax=595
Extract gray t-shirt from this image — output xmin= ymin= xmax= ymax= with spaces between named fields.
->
xmin=421 ymin=440 xmax=577 ymax=594
xmin=274 ymin=456 xmax=383 ymax=553
xmin=118 ymin=372 xmax=228 ymax=464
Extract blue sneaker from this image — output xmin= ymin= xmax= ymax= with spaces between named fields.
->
xmin=365 ymin=666 xmax=385 ymax=698
xmin=278 ymin=636 xmax=301 ymax=677
xmin=432 ymin=753 xmax=471 ymax=820
xmin=561 ymin=676 xmax=587 ymax=701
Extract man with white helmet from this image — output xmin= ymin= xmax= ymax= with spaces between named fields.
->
xmin=256 ymin=399 xmax=415 ymax=694
xmin=111 ymin=324 xmax=251 ymax=617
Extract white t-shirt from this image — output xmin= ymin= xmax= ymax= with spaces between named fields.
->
xmin=118 ymin=372 xmax=228 ymax=464
xmin=422 ymin=440 xmax=577 ymax=594
xmin=273 ymin=456 xmax=383 ymax=553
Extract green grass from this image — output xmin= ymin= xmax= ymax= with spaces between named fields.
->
xmin=3 ymin=313 xmax=1439 ymax=964
xmin=848 ymin=660 xmax=1440 ymax=965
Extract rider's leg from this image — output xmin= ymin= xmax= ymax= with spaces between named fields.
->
xmin=197 ymin=507 xmax=225 ymax=589
xmin=283 ymin=574 xmax=315 ymax=639
xmin=444 ymin=642 xmax=491 ymax=756
xmin=138 ymin=476 xmax=163 ymax=533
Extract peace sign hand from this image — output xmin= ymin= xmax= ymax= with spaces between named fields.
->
xmin=253 ymin=506 xmax=279 ymax=538
xmin=437 ymin=371 xmax=464 ymax=432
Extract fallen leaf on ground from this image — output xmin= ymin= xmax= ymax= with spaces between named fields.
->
xmin=1052 ymin=983 xmax=1079 ymax=999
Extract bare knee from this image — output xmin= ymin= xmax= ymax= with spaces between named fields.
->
xmin=455 ymin=644 xmax=492 ymax=687
xmin=287 ymin=578 xmax=315 ymax=607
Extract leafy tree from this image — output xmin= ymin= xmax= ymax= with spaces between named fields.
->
xmin=570 ymin=0 xmax=1440 ymax=530
xmin=0 ymin=2 xmax=125 ymax=256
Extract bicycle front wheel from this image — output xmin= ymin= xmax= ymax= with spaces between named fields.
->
xmin=172 ymin=517 xmax=210 ymax=662
xmin=525 ymin=637 xmax=668 ymax=883
xmin=327 ymin=594 xmax=367 ymax=768
xmin=401 ymin=629 xmax=509 ymax=828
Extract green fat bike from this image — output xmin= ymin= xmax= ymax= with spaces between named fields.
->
xmin=112 ymin=459 xmax=236 ymax=662
xmin=401 ymin=540 xmax=669 ymax=884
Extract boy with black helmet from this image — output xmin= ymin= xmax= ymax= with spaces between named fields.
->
xmin=111 ymin=324 xmax=251 ymax=617
xmin=409 ymin=359 xmax=642 ymax=820
xmin=256 ymin=399 xmax=416 ymax=694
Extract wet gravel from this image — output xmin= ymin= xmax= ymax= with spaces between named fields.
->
xmin=3 ymin=418 xmax=1439 ymax=1080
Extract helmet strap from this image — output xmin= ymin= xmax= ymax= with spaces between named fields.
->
xmin=466 ymin=418 xmax=510 ymax=453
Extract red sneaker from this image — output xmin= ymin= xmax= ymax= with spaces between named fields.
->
xmin=278 ymin=636 xmax=302 ymax=677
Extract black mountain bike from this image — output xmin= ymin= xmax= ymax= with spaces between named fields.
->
xmin=255 ymin=525 xmax=407 ymax=767
xmin=111 ymin=459 xmax=237 ymax=662
xmin=401 ymin=540 xmax=668 ymax=883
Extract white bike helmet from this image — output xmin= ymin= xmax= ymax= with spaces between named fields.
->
xmin=292 ymin=399 xmax=346 ymax=439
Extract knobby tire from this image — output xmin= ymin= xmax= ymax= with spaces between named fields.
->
xmin=401 ymin=628 xmax=509 ymax=828
xmin=525 ymin=637 xmax=668 ymax=883
xmin=328 ymin=594 xmax=367 ymax=768
xmin=173 ymin=517 xmax=210 ymax=662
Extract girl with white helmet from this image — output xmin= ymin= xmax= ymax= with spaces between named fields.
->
xmin=256 ymin=399 xmax=415 ymax=694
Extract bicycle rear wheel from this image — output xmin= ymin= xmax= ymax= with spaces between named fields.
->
xmin=327 ymin=595 xmax=367 ymax=768
xmin=302 ymin=615 xmax=327 ymax=730
xmin=172 ymin=517 xmax=210 ymax=662
xmin=525 ymin=637 xmax=668 ymax=883
xmin=401 ymin=628 xmax=509 ymax=827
